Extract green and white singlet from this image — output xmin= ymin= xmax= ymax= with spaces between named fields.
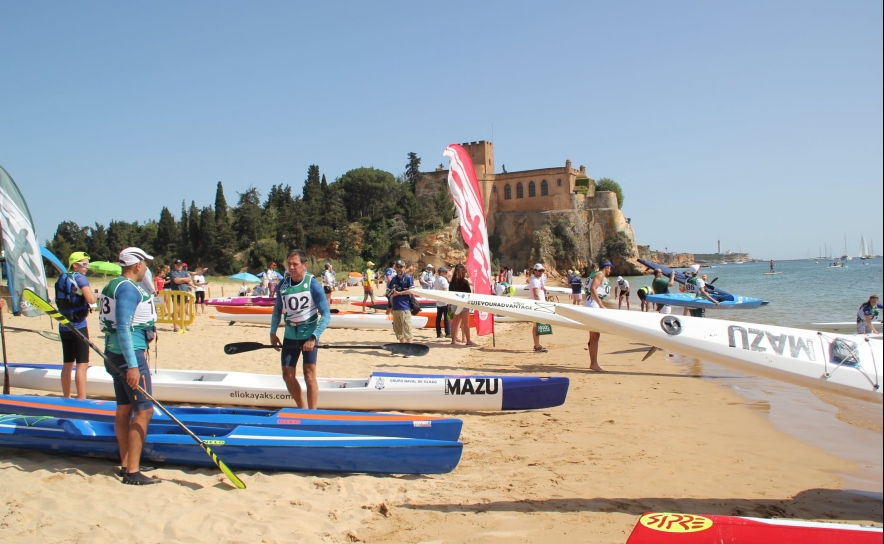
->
xmin=584 ymin=271 xmax=611 ymax=300
xmin=279 ymin=272 xmax=320 ymax=340
xmin=98 ymin=277 xmax=157 ymax=352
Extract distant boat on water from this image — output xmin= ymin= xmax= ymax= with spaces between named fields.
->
xmin=860 ymin=235 xmax=873 ymax=259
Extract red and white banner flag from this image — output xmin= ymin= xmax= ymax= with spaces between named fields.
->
xmin=443 ymin=144 xmax=494 ymax=336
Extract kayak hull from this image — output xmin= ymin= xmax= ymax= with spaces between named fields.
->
xmin=0 ymin=416 xmax=462 ymax=474
xmin=2 ymin=364 xmax=569 ymax=411
xmin=555 ymin=305 xmax=883 ymax=404
xmin=0 ymin=394 xmax=462 ymax=441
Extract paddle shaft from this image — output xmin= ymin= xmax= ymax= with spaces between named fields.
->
xmin=22 ymin=289 xmax=245 ymax=489
xmin=1 ymin=310 xmax=9 ymax=395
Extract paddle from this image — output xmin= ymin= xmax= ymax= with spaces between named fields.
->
xmin=223 ymin=341 xmax=430 ymax=357
xmin=642 ymin=347 xmax=659 ymax=361
xmin=3 ymin=326 xmax=60 ymax=341
xmin=22 ymin=289 xmax=246 ymax=490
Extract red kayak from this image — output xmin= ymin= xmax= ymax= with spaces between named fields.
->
xmin=626 ymin=513 xmax=881 ymax=544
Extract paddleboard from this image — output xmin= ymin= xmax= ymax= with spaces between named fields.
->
xmin=1 ymin=364 xmax=569 ymax=411
xmin=763 ymin=271 xmax=784 ymax=275
xmin=209 ymin=313 xmax=429 ymax=329
xmin=644 ymin=292 xmax=765 ymax=310
xmin=626 ymin=512 xmax=882 ymax=544
xmin=554 ymin=305 xmax=882 ymax=404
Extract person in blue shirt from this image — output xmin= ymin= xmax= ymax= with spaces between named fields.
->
xmin=270 ymin=249 xmax=331 ymax=409
xmin=386 ymin=260 xmax=414 ymax=344
xmin=98 ymin=247 xmax=159 ymax=485
xmin=55 ymin=251 xmax=97 ymax=399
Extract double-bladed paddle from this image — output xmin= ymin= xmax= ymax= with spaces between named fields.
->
xmin=223 ymin=341 xmax=430 ymax=357
xmin=22 ymin=289 xmax=246 ymax=490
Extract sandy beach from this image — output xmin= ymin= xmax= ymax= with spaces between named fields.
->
xmin=0 ymin=285 xmax=881 ymax=543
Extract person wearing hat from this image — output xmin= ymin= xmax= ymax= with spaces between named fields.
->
xmin=168 ymin=259 xmax=191 ymax=332
xmin=386 ymin=260 xmax=415 ymax=344
xmin=583 ymin=261 xmax=614 ymax=372
xmin=419 ymin=264 xmax=435 ymax=290
xmin=362 ymin=261 xmax=377 ymax=313
xmin=528 ymin=263 xmax=549 ymax=353
xmin=432 ymin=266 xmax=451 ymax=338
xmin=98 ymin=247 xmax=159 ymax=485
xmin=683 ymin=264 xmax=719 ymax=317
xmin=568 ymin=269 xmax=584 ymax=305
xmin=55 ymin=251 xmax=97 ymax=399
xmin=856 ymin=295 xmax=880 ymax=335
xmin=616 ymin=276 xmax=631 ymax=310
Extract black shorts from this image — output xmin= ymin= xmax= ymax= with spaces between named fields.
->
xmin=281 ymin=337 xmax=319 ymax=368
xmin=637 ymin=290 xmax=647 ymax=301
xmin=619 ymin=290 xmax=630 ymax=298
xmin=60 ymin=326 xmax=90 ymax=364
xmin=105 ymin=350 xmax=153 ymax=412
xmin=323 ymin=286 xmax=332 ymax=294
xmin=195 ymin=291 xmax=205 ymax=303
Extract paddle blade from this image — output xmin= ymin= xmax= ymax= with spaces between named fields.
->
xmin=642 ymin=346 xmax=659 ymax=361
xmin=381 ymin=343 xmax=430 ymax=357
xmin=223 ymin=342 xmax=267 ymax=355
xmin=207 ymin=446 xmax=247 ymax=489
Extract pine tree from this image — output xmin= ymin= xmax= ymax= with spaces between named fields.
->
xmin=188 ymin=201 xmax=201 ymax=262
xmin=198 ymin=206 xmax=216 ymax=263
xmin=179 ymin=200 xmax=190 ymax=261
xmin=85 ymin=223 xmax=111 ymax=262
xmin=405 ymin=152 xmax=421 ymax=193
xmin=155 ymin=207 xmax=179 ymax=261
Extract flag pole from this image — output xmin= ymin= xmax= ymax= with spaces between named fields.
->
xmin=0 ymin=227 xmax=9 ymax=394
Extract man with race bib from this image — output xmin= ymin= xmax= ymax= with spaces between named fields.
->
xmin=683 ymin=264 xmax=719 ymax=317
xmin=583 ymin=260 xmax=613 ymax=372
xmin=270 ymin=249 xmax=331 ymax=409
xmin=98 ymin=247 xmax=159 ymax=485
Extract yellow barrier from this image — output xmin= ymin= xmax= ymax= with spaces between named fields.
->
xmin=155 ymin=290 xmax=195 ymax=331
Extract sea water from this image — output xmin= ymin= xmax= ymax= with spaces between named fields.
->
xmin=615 ymin=258 xmax=883 ymax=494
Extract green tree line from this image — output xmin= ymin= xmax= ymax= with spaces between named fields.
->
xmin=46 ymin=153 xmax=455 ymax=275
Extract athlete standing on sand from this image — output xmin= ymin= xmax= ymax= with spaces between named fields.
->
xmin=583 ymin=261 xmax=613 ymax=372
xmin=270 ymin=249 xmax=331 ymax=409
xmin=98 ymin=247 xmax=158 ymax=485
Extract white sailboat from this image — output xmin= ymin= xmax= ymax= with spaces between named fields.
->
xmin=840 ymin=234 xmax=852 ymax=261
xmin=860 ymin=235 xmax=872 ymax=259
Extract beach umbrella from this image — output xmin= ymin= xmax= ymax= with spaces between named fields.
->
xmin=256 ymin=271 xmax=284 ymax=280
xmin=88 ymin=261 xmax=122 ymax=276
xmin=228 ymin=272 xmax=261 ymax=283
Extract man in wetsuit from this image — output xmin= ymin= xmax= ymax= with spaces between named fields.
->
xmin=270 ymin=249 xmax=331 ymax=409
xmin=98 ymin=247 xmax=158 ymax=485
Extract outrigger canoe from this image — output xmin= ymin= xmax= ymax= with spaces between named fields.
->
xmin=2 ymin=364 xmax=569 ymax=411
xmin=0 ymin=414 xmax=462 ymax=474
xmin=0 ymin=394 xmax=462 ymax=441
xmin=412 ymin=289 xmax=882 ymax=404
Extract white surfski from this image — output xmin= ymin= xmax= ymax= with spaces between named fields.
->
xmin=409 ymin=288 xmax=586 ymax=329
xmin=209 ymin=313 xmax=429 ymax=329
xmin=555 ymin=305 xmax=882 ymax=405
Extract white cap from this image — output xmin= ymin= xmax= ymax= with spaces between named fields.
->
xmin=533 ymin=263 xmax=545 ymax=271
xmin=426 ymin=264 xmax=434 ymax=268
xmin=118 ymin=247 xmax=154 ymax=266
xmin=689 ymin=264 xmax=700 ymax=274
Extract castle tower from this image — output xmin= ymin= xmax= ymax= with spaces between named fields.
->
xmin=461 ymin=141 xmax=494 ymax=176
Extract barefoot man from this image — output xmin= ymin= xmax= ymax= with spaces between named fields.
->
xmin=583 ymin=260 xmax=613 ymax=372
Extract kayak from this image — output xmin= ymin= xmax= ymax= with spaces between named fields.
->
xmin=207 ymin=296 xmax=276 ymax=307
xmin=0 ymin=414 xmax=462 ymax=474
xmin=209 ymin=313 xmax=430 ymax=329
xmin=812 ymin=321 xmax=882 ymax=332
xmin=1 ymin=364 xmax=570 ymax=411
xmin=626 ymin=512 xmax=882 ymax=544
xmin=410 ymin=288 xmax=586 ymax=330
xmin=644 ymin=292 xmax=765 ymax=310
xmin=554 ymin=305 xmax=883 ymax=404
xmin=0 ymin=394 xmax=462 ymax=441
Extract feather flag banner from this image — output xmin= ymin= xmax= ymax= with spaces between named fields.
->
xmin=0 ymin=165 xmax=49 ymax=317
xmin=443 ymin=144 xmax=494 ymax=336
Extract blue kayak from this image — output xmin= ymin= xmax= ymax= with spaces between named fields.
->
xmin=644 ymin=292 xmax=765 ymax=309
xmin=638 ymin=259 xmax=734 ymax=297
xmin=0 ymin=394 xmax=462 ymax=441
xmin=0 ymin=414 xmax=462 ymax=474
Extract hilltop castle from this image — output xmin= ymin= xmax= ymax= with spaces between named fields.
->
xmin=417 ymin=141 xmax=642 ymax=274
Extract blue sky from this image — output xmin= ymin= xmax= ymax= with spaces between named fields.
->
xmin=1 ymin=2 xmax=881 ymax=260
